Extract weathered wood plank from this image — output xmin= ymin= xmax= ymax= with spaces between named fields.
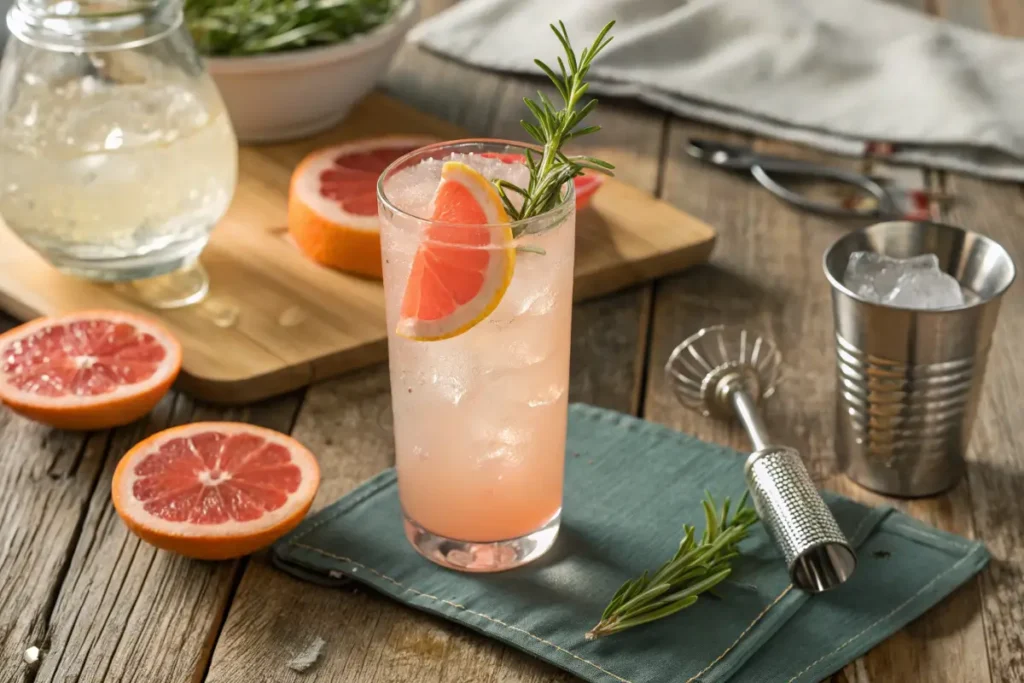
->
xmin=940 ymin=174 xmax=1024 ymax=683
xmin=920 ymin=4 xmax=1023 ymax=683
xmin=0 ymin=416 xmax=105 ymax=682
xmin=205 ymin=58 xmax=667 ymax=683
xmin=26 ymin=393 xmax=302 ymax=683
xmin=647 ymin=119 xmax=991 ymax=683
xmin=205 ymin=366 xmax=408 ymax=683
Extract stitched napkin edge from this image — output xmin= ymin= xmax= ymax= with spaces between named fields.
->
xmin=783 ymin=540 xmax=989 ymax=682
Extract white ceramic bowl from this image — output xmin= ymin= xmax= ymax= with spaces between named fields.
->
xmin=205 ymin=0 xmax=418 ymax=143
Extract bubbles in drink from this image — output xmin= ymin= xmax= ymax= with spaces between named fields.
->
xmin=431 ymin=366 xmax=470 ymax=405
xmin=844 ymin=251 xmax=966 ymax=309
xmin=513 ymin=287 xmax=556 ymax=316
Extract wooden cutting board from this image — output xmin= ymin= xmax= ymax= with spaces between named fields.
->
xmin=0 ymin=93 xmax=716 ymax=404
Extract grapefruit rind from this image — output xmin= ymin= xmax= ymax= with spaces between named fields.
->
xmin=0 ymin=310 xmax=182 ymax=430
xmin=434 ymin=160 xmax=511 ymax=224
xmin=395 ymin=161 xmax=516 ymax=342
xmin=288 ymin=136 xmax=436 ymax=278
xmin=111 ymin=422 xmax=320 ymax=560
xmin=290 ymin=136 xmax=436 ymax=230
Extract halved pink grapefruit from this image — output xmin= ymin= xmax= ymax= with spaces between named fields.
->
xmin=112 ymin=422 xmax=320 ymax=560
xmin=289 ymin=136 xmax=436 ymax=278
xmin=0 ymin=310 xmax=181 ymax=430
xmin=396 ymin=161 xmax=515 ymax=341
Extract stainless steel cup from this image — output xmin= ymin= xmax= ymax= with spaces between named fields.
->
xmin=823 ymin=221 xmax=1016 ymax=497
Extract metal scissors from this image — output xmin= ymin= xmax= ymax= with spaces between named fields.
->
xmin=686 ymin=138 xmax=900 ymax=219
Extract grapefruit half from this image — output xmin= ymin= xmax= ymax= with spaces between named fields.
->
xmin=112 ymin=422 xmax=320 ymax=560
xmin=0 ymin=310 xmax=181 ymax=430
xmin=288 ymin=136 xmax=436 ymax=278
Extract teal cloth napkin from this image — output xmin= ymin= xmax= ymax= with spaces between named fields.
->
xmin=272 ymin=404 xmax=989 ymax=683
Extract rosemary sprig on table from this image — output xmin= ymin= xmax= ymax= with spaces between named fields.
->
xmin=586 ymin=492 xmax=759 ymax=640
xmin=495 ymin=21 xmax=616 ymax=225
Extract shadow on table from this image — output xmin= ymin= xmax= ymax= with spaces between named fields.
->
xmin=477 ymin=523 xmax=634 ymax=615
xmin=655 ymin=263 xmax=789 ymax=334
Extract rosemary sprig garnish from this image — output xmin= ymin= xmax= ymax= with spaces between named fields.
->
xmin=495 ymin=21 xmax=616 ymax=227
xmin=586 ymin=492 xmax=759 ymax=640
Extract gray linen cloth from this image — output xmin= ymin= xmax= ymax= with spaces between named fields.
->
xmin=408 ymin=0 xmax=1024 ymax=182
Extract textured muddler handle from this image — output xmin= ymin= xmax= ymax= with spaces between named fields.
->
xmin=745 ymin=446 xmax=857 ymax=593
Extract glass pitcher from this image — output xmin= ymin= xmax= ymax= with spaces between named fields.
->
xmin=0 ymin=0 xmax=236 ymax=282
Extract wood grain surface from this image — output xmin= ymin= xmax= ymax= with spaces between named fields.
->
xmin=0 ymin=94 xmax=715 ymax=405
xmin=0 ymin=0 xmax=1021 ymax=682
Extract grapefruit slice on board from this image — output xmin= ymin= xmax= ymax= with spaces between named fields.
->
xmin=572 ymin=171 xmax=605 ymax=210
xmin=112 ymin=422 xmax=320 ymax=560
xmin=479 ymin=151 xmax=605 ymax=209
xmin=289 ymin=136 xmax=436 ymax=278
xmin=0 ymin=310 xmax=181 ymax=430
xmin=396 ymin=161 xmax=516 ymax=341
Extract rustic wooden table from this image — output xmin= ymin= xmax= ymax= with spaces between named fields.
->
xmin=3 ymin=1 xmax=1021 ymax=681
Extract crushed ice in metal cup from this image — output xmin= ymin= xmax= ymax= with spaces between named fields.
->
xmin=843 ymin=251 xmax=965 ymax=309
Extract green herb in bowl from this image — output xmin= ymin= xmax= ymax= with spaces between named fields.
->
xmin=185 ymin=0 xmax=401 ymax=57
xmin=194 ymin=0 xmax=417 ymax=142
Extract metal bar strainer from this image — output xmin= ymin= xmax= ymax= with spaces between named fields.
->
xmin=666 ymin=325 xmax=856 ymax=593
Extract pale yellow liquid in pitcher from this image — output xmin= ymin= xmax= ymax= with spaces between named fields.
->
xmin=0 ymin=68 xmax=236 ymax=272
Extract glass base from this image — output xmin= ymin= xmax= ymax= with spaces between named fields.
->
xmin=403 ymin=510 xmax=560 ymax=573
xmin=112 ymin=261 xmax=210 ymax=309
xmin=34 ymin=229 xmax=209 ymax=282
xmin=44 ymin=237 xmax=209 ymax=283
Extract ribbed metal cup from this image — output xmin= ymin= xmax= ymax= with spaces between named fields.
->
xmin=824 ymin=221 xmax=1016 ymax=497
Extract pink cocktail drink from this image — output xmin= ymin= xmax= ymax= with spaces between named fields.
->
xmin=378 ymin=140 xmax=575 ymax=572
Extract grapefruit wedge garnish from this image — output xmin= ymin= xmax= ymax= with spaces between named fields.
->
xmin=396 ymin=161 xmax=515 ymax=341
xmin=289 ymin=136 xmax=435 ymax=278
xmin=0 ymin=310 xmax=182 ymax=430
xmin=112 ymin=422 xmax=320 ymax=560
